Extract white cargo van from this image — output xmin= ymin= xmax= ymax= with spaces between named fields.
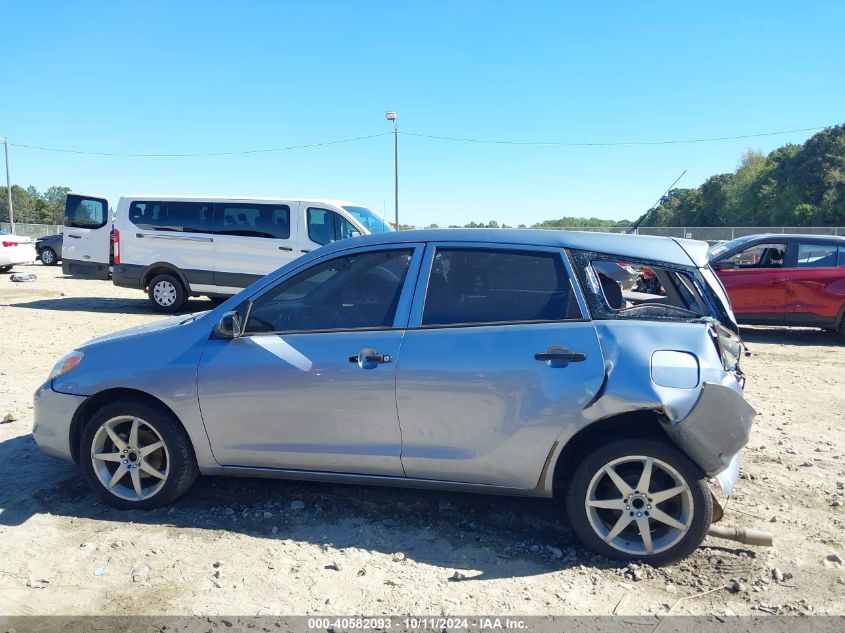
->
xmin=62 ymin=194 xmax=392 ymax=311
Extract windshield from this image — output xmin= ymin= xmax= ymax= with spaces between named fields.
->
xmin=707 ymin=236 xmax=756 ymax=259
xmin=342 ymin=206 xmax=394 ymax=234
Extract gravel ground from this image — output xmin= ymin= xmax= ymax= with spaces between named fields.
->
xmin=1 ymin=263 xmax=843 ymax=617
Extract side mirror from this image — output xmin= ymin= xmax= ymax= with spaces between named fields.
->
xmin=714 ymin=260 xmax=735 ymax=271
xmin=215 ymin=310 xmax=243 ymax=338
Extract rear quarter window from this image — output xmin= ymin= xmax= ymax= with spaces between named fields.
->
xmin=571 ymin=250 xmax=711 ymax=322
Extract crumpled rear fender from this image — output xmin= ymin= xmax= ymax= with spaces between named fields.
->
xmin=577 ymin=320 xmax=755 ymax=478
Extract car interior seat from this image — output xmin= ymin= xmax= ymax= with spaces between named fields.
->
xmin=598 ymin=272 xmax=625 ymax=310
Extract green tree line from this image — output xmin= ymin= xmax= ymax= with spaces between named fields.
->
xmin=0 ymin=185 xmax=71 ymax=225
xmin=643 ymin=124 xmax=845 ymax=227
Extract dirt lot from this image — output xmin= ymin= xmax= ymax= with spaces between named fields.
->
xmin=1 ymin=263 xmax=843 ymax=617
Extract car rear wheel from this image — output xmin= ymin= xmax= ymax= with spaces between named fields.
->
xmin=565 ymin=438 xmax=712 ymax=566
xmin=40 ymin=248 xmax=57 ymax=266
xmin=147 ymin=273 xmax=187 ymax=312
xmin=80 ymin=400 xmax=199 ymax=509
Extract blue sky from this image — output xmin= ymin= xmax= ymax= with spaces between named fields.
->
xmin=3 ymin=1 xmax=843 ymax=227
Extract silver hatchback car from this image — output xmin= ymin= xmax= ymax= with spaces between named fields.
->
xmin=33 ymin=229 xmax=754 ymax=565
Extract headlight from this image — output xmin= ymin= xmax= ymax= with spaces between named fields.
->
xmin=49 ymin=351 xmax=84 ymax=379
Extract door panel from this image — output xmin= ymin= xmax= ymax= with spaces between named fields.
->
xmin=395 ymin=243 xmax=604 ymax=489
xmin=781 ymin=242 xmax=845 ymax=325
xmin=198 ymin=331 xmax=405 ymax=473
xmin=198 ymin=244 xmax=423 ymax=473
xmin=61 ymin=193 xmax=111 ymax=279
xmin=396 ymin=322 xmax=604 ymax=488
xmin=717 ymin=269 xmax=787 ymax=321
xmin=122 ymin=200 xmax=215 ymax=289
xmin=212 ymin=202 xmax=301 ymax=291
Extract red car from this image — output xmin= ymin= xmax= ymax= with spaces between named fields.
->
xmin=709 ymin=234 xmax=845 ymax=333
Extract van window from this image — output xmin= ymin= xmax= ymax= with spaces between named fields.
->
xmin=422 ymin=248 xmax=582 ymax=326
xmin=65 ymin=195 xmax=107 ymax=229
xmin=213 ymin=204 xmax=291 ymax=239
xmin=343 ymin=206 xmax=393 ymax=233
xmin=129 ymin=201 xmax=212 ymax=233
xmin=307 ymin=208 xmax=358 ymax=245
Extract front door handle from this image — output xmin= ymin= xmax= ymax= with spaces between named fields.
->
xmin=278 ymin=246 xmax=293 ymax=252
xmin=67 ymin=234 xmax=82 ymax=239
xmin=535 ymin=346 xmax=587 ymax=365
xmin=349 ymin=348 xmax=393 ymax=366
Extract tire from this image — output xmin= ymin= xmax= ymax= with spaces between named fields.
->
xmin=0 ymin=265 xmax=11 ymax=273
xmin=564 ymin=437 xmax=712 ymax=566
xmin=40 ymin=248 xmax=58 ymax=266
xmin=147 ymin=273 xmax=187 ymax=312
xmin=79 ymin=400 xmax=199 ymax=510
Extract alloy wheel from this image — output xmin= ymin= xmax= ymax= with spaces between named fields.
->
xmin=584 ymin=455 xmax=694 ymax=556
xmin=90 ymin=415 xmax=170 ymax=501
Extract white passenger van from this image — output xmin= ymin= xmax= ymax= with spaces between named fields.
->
xmin=62 ymin=194 xmax=392 ymax=311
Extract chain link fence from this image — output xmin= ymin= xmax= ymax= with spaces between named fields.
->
xmin=1 ymin=222 xmax=63 ymax=238
xmin=4 ymin=222 xmax=845 ymax=244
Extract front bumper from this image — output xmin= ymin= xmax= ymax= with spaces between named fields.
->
xmin=32 ymin=381 xmax=86 ymax=463
xmin=661 ymin=382 xmax=756 ymax=477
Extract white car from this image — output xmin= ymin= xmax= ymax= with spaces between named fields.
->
xmin=61 ymin=194 xmax=393 ymax=312
xmin=0 ymin=230 xmax=37 ymax=271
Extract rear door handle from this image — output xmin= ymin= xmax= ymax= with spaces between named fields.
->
xmin=535 ymin=345 xmax=587 ymax=365
xmin=278 ymin=246 xmax=293 ymax=252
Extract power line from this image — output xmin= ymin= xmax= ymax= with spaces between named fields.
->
xmin=7 ymin=132 xmax=393 ymax=157
xmin=2 ymin=123 xmax=835 ymax=157
xmin=400 ymin=125 xmax=833 ymax=147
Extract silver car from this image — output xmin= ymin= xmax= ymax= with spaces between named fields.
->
xmin=33 ymin=229 xmax=754 ymax=565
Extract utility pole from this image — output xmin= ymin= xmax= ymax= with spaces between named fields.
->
xmin=386 ymin=112 xmax=399 ymax=229
xmin=3 ymin=137 xmax=13 ymax=233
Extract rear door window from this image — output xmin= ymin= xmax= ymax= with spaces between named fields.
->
xmin=307 ymin=208 xmax=358 ymax=246
xmin=422 ymin=248 xmax=582 ymax=326
xmin=129 ymin=201 xmax=212 ymax=234
xmin=797 ymin=243 xmax=838 ymax=267
xmin=64 ymin=195 xmax=108 ymax=229
xmin=213 ymin=203 xmax=291 ymax=239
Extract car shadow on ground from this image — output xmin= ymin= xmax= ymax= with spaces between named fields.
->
xmin=739 ymin=325 xmax=843 ymax=347
xmin=0 ymin=433 xmax=598 ymax=581
xmin=8 ymin=296 xmax=215 ymax=315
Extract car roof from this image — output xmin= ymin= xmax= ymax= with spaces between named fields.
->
xmin=321 ymin=228 xmax=710 ymax=267
xmin=735 ymin=233 xmax=845 ymax=243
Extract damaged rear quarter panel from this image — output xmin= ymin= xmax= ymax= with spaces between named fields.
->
xmin=581 ymin=319 xmax=753 ymax=476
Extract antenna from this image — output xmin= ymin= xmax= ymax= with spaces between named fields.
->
xmin=626 ymin=169 xmax=687 ymax=234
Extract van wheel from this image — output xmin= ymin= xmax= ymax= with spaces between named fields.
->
xmin=564 ymin=438 xmax=712 ymax=566
xmin=80 ymin=400 xmax=199 ymax=509
xmin=148 ymin=273 xmax=187 ymax=312
xmin=40 ymin=248 xmax=58 ymax=266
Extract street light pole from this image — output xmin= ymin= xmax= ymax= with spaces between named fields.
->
xmin=386 ymin=112 xmax=398 ymax=229
xmin=3 ymin=137 xmax=13 ymax=233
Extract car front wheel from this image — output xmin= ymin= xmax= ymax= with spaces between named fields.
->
xmin=40 ymin=248 xmax=58 ymax=265
xmin=80 ymin=400 xmax=199 ymax=509
xmin=565 ymin=437 xmax=712 ymax=566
